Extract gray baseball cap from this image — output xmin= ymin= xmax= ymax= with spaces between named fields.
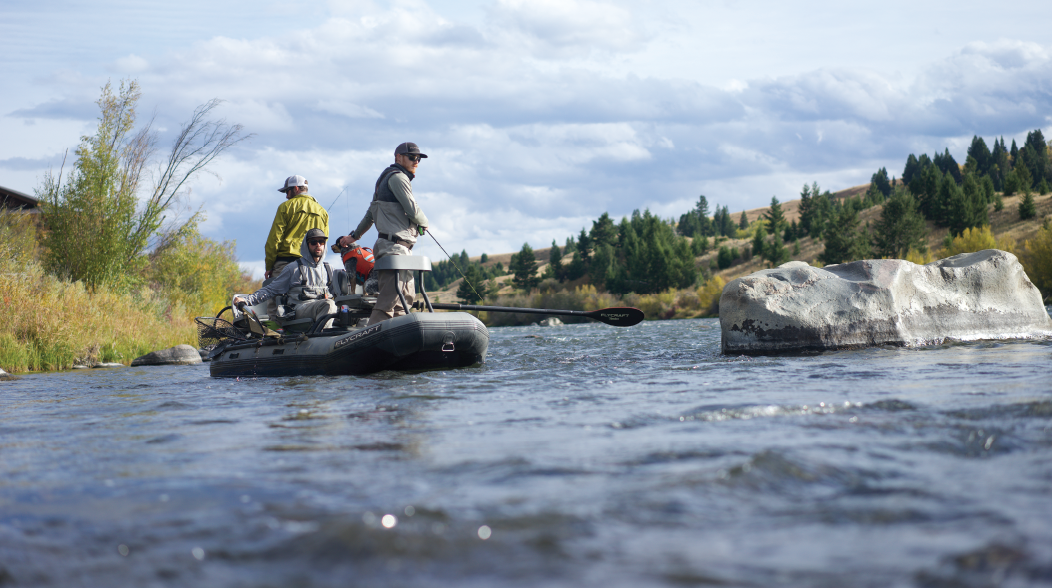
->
xmin=394 ymin=142 xmax=428 ymax=158
xmin=278 ymin=175 xmax=308 ymax=193
xmin=305 ymin=228 xmax=327 ymax=241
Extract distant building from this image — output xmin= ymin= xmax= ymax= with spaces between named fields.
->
xmin=1 ymin=185 xmax=39 ymax=212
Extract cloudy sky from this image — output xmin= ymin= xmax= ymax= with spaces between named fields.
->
xmin=3 ymin=0 xmax=1051 ymax=277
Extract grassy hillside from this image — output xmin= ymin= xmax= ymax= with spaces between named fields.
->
xmin=429 ymin=184 xmax=1052 ymax=308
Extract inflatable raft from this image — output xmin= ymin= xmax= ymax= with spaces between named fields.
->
xmin=207 ymin=310 xmax=488 ymax=377
xmin=201 ymin=255 xmax=489 ymax=377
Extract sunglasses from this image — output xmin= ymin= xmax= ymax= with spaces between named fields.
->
xmin=308 ymin=238 xmax=327 ymax=245
xmin=403 ymin=154 xmax=421 ymax=162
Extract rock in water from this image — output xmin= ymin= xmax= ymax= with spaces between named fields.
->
xmin=131 ymin=344 xmax=203 ymax=366
xmin=539 ymin=317 xmax=564 ymax=327
xmin=720 ymin=250 xmax=1052 ymax=354
xmin=0 ymin=367 xmax=12 ymax=381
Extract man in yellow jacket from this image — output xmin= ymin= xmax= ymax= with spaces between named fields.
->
xmin=264 ymin=175 xmax=329 ymax=317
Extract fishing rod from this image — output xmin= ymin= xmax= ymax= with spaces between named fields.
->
xmin=426 ymin=229 xmax=486 ymax=303
xmin=327 ymin=186 xmax=349 ymax=210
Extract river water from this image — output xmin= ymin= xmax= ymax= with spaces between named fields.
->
xmin=2 ymin=318 xmax=1051 ymax=587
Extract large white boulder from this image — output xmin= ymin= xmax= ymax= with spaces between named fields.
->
xmin=720 ymin=249 xmax=1052 ymax=354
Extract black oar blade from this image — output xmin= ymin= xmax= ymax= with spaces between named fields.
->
xmin=584 ymin=307 xmax=645 ymax=327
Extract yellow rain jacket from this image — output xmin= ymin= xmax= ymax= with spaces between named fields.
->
xmin=264 ymin=193 xmax=330 ymax=272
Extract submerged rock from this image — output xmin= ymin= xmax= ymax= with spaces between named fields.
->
xmin=539 ymin=317 xmax=564 ymax=327
xmin=720 ymin=249 xmax=1052 ymax=354
xmin=131 ymin=344 xmax=203 ymax=366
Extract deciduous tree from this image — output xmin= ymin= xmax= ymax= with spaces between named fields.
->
xmin=38 ymin=79 xmax=247 ymax=290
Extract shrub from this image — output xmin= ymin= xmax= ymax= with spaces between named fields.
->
xmin=696 ymin=276 xmax=726 ymax=317
xmin=942 ymin=226 xmax=1016 ymax=257
xmin=904 ymin=248 xmax=934 ymax=265
xmin=1019 ymin=220 xmax=1052 ymax=300
xmin=147 ymin=220 xmax=257 ymax=320
xmin=717 ymin=246 xmax=734 ymax=269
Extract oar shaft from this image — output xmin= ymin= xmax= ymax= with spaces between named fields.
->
xmin=427 ymin=302 xmax=586 ymax=317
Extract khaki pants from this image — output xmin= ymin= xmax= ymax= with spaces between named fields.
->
xmin=369 ymin=270 xmax=414 ymax=324
xmin=294 ymin=298 xmax=337 ymax=329
xmin=266 ymin=259 xmax=294 ymax=319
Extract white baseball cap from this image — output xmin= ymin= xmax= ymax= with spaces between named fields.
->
xmin=278 ymin=175 xmax=308 ymax=193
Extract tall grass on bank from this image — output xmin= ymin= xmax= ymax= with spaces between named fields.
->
xmin=478 ymin=279 xmax=725 ymax=327
xmin=0 ymin=209 xmax=256 ymax=372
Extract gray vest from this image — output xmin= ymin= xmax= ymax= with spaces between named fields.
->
xmin=285 ymin=259 xmax=333 ymax=305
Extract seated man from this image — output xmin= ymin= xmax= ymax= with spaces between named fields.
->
xmin=234 ymin=229 xmax=344 ymax=329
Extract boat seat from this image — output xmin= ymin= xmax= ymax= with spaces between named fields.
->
xmin=334 ymin=294 xmax=377 ymax=309
xmin=373 ymin=255 xmax=432 ymax=271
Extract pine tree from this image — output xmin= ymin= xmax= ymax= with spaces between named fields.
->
xmin=797 ymin=183 xmax=815 ymax=237
xmin=991 ymin=138 xmax=1009 ymax=191
xmin=575 ymin=228 xmax=591 ymax=263
xmin=691 ymin=234 xmax=708 ymax=256
xmin=966 ymin=135 xmax=992 ymax=176
xmin=456 ymin=263 xmax=486 ymax=303
xmin=751 ymin=225 xmax=767 ymax=261
xmin=932 ymin=170 xmax=960 ymax=226
xmin=951 ymin=173 xmax=988 ymax=235
xmin=819 ymin=206 xmax=871 ymax=265
xmin=717 ymin=246 xmax=734 ymax=270
xmin=871 ymin=167 xmax=892 ymax=197
xmin=510 ymin=242 xmax=540 ymax=291
xmin=981 ymin=175 xmax=996 ymax=204
xmin=934 ymin=148 xmax=962 ymax=184
xmin=1003 ymin=169 xmax=1020 ymax=196
xmin=763 ymin=196 xmax=785 ymax=234
xmin=1023 ymin=130 xmax=1048 ymax=190
xmin=590 ymin=212 xmax=617 ymax=249
xmin=696 ymin=195 xmax=713 ymax=236
xmin=1015 ymin=161 xmax=1033 ymax=196
xmin=720 ymin=205 xmax=736 ymax=237
xmin=589 ymin=243 xmax=615 ymax=287
xmin=763 ymin=231 xmax=790 ymax=267
xmin=1019 ymin=192 xmax=1037 ymax=220
xmin=548 ymin=240 xmax=563 ymax=281
xmin=902 ymin=154 xmax=921 ymax=185
xmin=739 ymin=210 xmax=749 ymax=230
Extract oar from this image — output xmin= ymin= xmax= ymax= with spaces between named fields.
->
xmin=421 ymin=303 xmax=645 ymax=327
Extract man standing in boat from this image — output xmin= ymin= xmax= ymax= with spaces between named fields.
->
xmin=264 ymin=175 xmax=330 ymax=318
xmin=235 ymin=229 xmax=342 ymax=328
xmin=338 ymin=142 xmax=429 ymax=324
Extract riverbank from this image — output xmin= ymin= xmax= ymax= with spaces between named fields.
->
xmin=0 ymin=209 xmax=257 ymax=373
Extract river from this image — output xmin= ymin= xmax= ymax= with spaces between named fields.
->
xmin=2 ymin=318 xmax=1051 ymax=587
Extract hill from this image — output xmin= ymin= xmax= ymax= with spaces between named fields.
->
xmin=428 ymin=184 xmax=1052 ymax=304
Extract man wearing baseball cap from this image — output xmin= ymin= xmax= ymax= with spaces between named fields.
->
xmin=338 ymin=142 xmax=430 ymax=324
xmin=264 ymin=175 xmax=330 ymax=318
xmin=235 ymin=228 xmax=342 ymax=329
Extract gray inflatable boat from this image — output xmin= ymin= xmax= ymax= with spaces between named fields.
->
xmin=202 ymin=255 xmax=489 ymax=377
